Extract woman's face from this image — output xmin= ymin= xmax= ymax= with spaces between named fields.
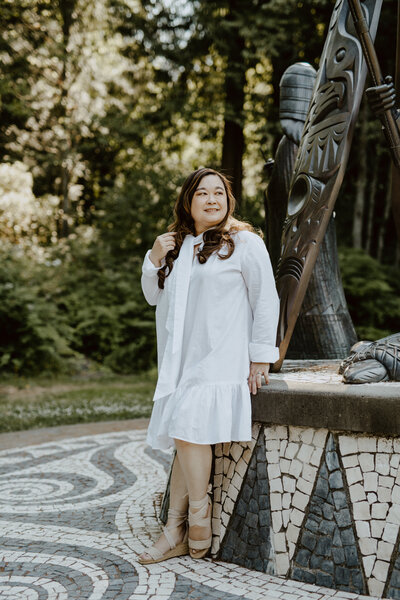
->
xmin=190 ymin=174 xmax=228 ymax=234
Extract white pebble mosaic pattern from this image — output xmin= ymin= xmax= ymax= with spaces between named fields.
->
xmin=0 ymin=428 xmax=378 ymax=600
xmin=264 ymin=426 xmax=328 ymax=577
xmin=211 ymin=423 xmax=260 ymax=555
xmin=339 ymin=435 xmax=400 ymax=597
xmin=208 ymin=424 xmax=400 ymax=599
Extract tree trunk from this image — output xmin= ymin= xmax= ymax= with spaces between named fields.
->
xmin=221 ymin=0 xmax=246 ymax=206
xmin=365 ymin=155 xmax=378 ymax=254
xmin=352 ymin=101 xmax=368 ymax=248
xmin=377 ymin=165 xmax=393 ymax=262
xmin=57 ymin=0 xmax=75 ymax=237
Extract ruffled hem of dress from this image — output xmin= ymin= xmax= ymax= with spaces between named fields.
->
xmin=146 ymin=381 xmax=252 ymax=450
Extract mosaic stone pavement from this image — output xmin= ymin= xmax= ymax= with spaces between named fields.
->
xmin=0 ymin=428 xmax=381 ymax=600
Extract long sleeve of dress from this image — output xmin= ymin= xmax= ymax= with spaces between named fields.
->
xmin=240 ymin=233 xmax=280 ymax=363
xmin=141 ymin=250 xmax=165 ymax=306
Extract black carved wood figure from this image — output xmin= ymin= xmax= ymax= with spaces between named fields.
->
xmin=273 ymin=0 xmax=383 ymax=371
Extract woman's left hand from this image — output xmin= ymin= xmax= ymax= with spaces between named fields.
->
xmin=248 ymin=362 xmax=270 ymax=395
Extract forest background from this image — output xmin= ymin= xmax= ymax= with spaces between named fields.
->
xmin=1 ymin=0 xmax=400 ymax=380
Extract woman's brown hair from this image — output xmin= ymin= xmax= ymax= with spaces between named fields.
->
xmin=157 ymin=167 xmax=258 ymax=289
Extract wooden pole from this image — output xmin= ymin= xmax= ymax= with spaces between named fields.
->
xmin=391 ymin=2 xmax=400 ymax=240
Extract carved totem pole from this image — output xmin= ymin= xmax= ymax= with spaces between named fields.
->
xmin=265 ymin=63 xmax=357 ymax=360
xmin=272 ymin=0 xmax=383 ymax=371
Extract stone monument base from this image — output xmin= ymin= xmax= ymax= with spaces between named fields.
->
xmin=162 ymin=361 xmax=400 ymax=599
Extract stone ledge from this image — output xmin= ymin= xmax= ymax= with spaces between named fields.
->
xmin=252 ymin=360 xmax=400 ymax=436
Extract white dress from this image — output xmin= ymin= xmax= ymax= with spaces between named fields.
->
xmin=141 ymin=229 xmax=280 ymax=450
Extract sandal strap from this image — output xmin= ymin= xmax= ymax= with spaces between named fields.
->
xmin=143 ymin=545 xmax=164 ymax=560
xmin=163 ymin=525 xmax=176 ymax=549
xmin=188 ymin=485 xmax=212 ymax=528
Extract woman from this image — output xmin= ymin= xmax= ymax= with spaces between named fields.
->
xmin=139 ymin=167 xmax=280 ymax=564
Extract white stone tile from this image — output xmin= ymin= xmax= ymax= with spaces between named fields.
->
xmin=280 ymin=439 xmax=288 ymax=455
xmin=227 ymin=460 xmax=236 ymax=480
xmin=301 ymin=463 xmax=317 ymax=483
xmin=355 ymin=520 xmax=371 ymax=538
xmin=339 ymin=435 xmax=358 ymax=455
xmin=377 ymin=438 xmax=393 ymax=453
xmin=378 ymin=475 xmax=394 ymax=489
xmin=270 ymin=493 xmax=282 ymax=511
xmin=281 ymin=459 xmax=292 ymax=474
xmin=297 ymin=444 xmax=313 ymax=463
xmin=312 ymin=429 xmax=328 ymax=448
xmin=353 ymin=501 xmax=370 ymax=520
xmin=272 ymin=511 xmax=282 ymax=533
xmin=282 ymin=492 xmax=291 ymax=509
xmin=282 ymin=509 xmax=290 ymax=528
xmin=290 ymin=508 xmax=305 ymax=527
xmin=231 ymin=472 xmax=243 ymax=492
xmin=283 ymin=476 xmax=296 ymax=493
xmin=371 ymin=559 xmax=390 ymax=583
xmin=270 ymin=478 xmax=283 ymax=493
xmin=364 ymin=471 xmax=378 ymax=492
xmin=387 ymin=504 xmax=400 ymax=525
xmin=268 ymin=463 xmax=281 ymax=480
xmin=291 ymin=491 xmax=309 ymax=512
xmin=391 ymin=455 xmax=400 ymax=469
xmin=392 ymin=484 xmax=400 ymax=504
xmin=357 ymin=436 xmax=377 ymax=453
xmin=363 ymin=555 xmax=376 ymax=578
xmin=346 ymin=466 xmax=363 ymax=486
xmin=371 ymin=503 xmax=389 ymax=519
xmin=382 ymin=522 xmax=399 ymax=543
xmin=215 ymin=444 xmax=223 ymax=458
xmin=286 ymin=523 xmax=300 ymax=544
xmin=309 ymin=448 xmax=322 ymax=467
xmin=214 ymin=458 xmax=224 ymax=475
xmin=289 ymin=459 xmax=302 ymax=478
xmin=236 ymin=457 xmax=248 ymax=478
xmin=223 ymin=442 xmax=231 ymax=456
xmin=349 ymin=484 xmax=366 ymax=503
xmin=376 ymin=453 xmax=390 ymax=476
xmin=359 ymin=453 xmax=374 ymax=472
xmin=284 ymin=442 xmax=298 ymax=460
xmin=367 ymin=492 xmax=378 ymax=504
xmin=224 ymin=497 xmax=234 ymax=515
xmin=267 ymin=450 xmax=280 ymax=464
xmin=265 ymin=425 xmax=287 ymax=441
xmin=230 ymin=443 xmax=243 ymax=463
xmin=296 ymin=477 xmax=313 ymax=496
xmin=274 ymin=532 xmax=287 ymax=552
xmin=377 ymin=540 xmax=394 ymax=562
xmin=358 ymin=537 xmax=377 ymax=555
xmin=275 ymin=552 xmax=290 ymax=576
xmin=342 ymin=455 xmax=358 ymax=468
xmin=368 ymin=578 xmax=385 ymax=597
xmin=377 ymin=486 xmax=391 ymax=502
xmin=371 ymin=520 xmax=385 ymax=538
xmin=266 ymin=439 xmax=280 ymax=451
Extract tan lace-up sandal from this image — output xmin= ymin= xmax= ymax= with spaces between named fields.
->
xmin=188 ymin=486 xmax=212 ymax=559
xmin=138 ymin=508 xmax=189 ymax=564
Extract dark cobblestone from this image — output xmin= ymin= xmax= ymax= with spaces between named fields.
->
xmin=218 ymin=428 xmax=273 ymax=573
xmin=292 ymin=434 xmax=366 ymax=595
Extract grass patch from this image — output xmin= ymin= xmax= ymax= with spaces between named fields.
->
xmin=0 ymin=369 xmax=157 ymax=433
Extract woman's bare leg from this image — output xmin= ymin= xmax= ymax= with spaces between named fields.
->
xmin=138 ymin=453 xmax=188 ymax=561
xmin=174 ymin=439 xmax=212 ymax=556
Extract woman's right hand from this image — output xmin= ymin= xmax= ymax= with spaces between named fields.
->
xmin=149 ymin=232 xmax=177 ymax=267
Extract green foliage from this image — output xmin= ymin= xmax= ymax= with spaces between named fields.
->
xmin=339 ymin=247 xmax=400 ymax=340
xmin=0 ymin=233 xmax=157 ymax=376
xmin=0 ymin=245 xmax=75 ymax=374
